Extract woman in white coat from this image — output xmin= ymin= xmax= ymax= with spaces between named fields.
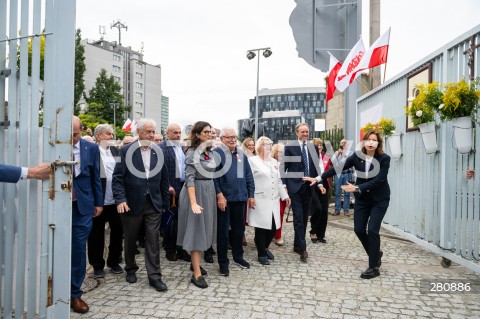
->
xmin=248 ymin=137 xmax=291 ymax=265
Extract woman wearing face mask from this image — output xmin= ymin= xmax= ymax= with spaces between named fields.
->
xmin=319 ymin=130 xmax=391 ymax=279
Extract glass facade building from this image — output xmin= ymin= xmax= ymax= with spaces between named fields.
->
xmin=238 ymin=87 xmax=326 ymax=143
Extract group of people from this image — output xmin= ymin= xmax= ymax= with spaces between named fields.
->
xmin=3 ymin=118 xmax=435 ymax=314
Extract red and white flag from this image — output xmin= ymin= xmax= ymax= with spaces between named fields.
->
xmin=335 ymin=38 xmax=365 ymax=92
xmin=122 ymin=118 xmax=132 ymax=132
xmin=326 ymin=52 xmax=342 ymax=103
xmin=358 ymin=27 xmax=391 ymax=70
xmin=351 ymin=27 xmax=391 ymax=79
xmin=131 ymin=119 xmax=137 ymax=133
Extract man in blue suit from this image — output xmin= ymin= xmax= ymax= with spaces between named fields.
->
xmin=214 ymin=127 xmax=255 ymax=276
xmin=280 ymin=123 xmax=322 ymax=263
xmin=112 ymin=118 xmax=170 ymax=292
xmin=70 ymin=116 xmax=103 ymax=313
xmin=159 ymin=123 xmax=190 ymax=262
xmin=0 ymin=163 xmax=50 ymax=183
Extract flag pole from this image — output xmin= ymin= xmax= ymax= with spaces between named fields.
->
xmin=383 ymin=63 xmax=388 ymax=84
xmin=355 ymin=76 xmax=369 ymax=92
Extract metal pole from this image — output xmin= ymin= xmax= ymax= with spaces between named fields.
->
xmin=113 ymin=103 xmax=117 ymax=141
xmin=255 ymin=54 xmax=260 ymax=139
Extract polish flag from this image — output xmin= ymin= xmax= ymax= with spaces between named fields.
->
xmin=131 ymin=119 xmax=137 ymax=133
xmin=326 ymin=52 xmax=342 ymax=104
xmin=352 ymin=27 xmax=391 ymax=78
xmin=122 ymin=118 xmax=132 ymax=132
xmin=334 ymin=38 xmax=365 ymax=92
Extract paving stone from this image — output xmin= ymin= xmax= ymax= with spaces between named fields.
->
xmin=71 ymin=211 xmax=480 ymax=318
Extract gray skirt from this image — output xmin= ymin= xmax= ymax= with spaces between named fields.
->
xmin=177 ymin=180 xmax=217 ymax=252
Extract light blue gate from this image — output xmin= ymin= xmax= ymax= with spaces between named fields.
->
xmin=1 ymin=0 xmax=76 ymax=318
xmin=357 ymin=24 xmax=480 ymax=273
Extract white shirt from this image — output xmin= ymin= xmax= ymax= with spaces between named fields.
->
xmin=100 ymin=146 xmax=116 ymax=205
xmin=169 ymin=140 xmax=185 ymax=181
xmin=298 ymin=139 xmax=309 ymax=175
xmin=20 ymin=167 xmax=28 ymax=180
xmin=139 ymin=141 xmax=152 ymax=179
xmin=72 ymin=141 xmax=80 ymax=176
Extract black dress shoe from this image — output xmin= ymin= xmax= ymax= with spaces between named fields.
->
xmin=265 ymin=249 xmax=275 ymax=261
xmin=191 ymin=275 xmax=208 ymax=289
xmin=165 ymin=252 xmax=177 ymax=261
xmin=360 ymin=267 xmax=380 ymax=279
xmin=126 ymin=273 xmax=137 ymax=283
xmin=300 ymin=251 xmax=308 ymax=262
xmin=177 ymin=250 xmax=191 ymax=262
xmin=310 ymin=234 xmax=318 ymax=243
xmin=319 ymin=238 xmax=327 ymax=244
xmin=149 ymin=279 xmax=168 ymax=292
xmin=204 ymin=252 xmax=214 ymax=263
xmin=190 ymin=263 xmax=207 ymax=276
xmin=377 ymin=251 xmax=383 ymax=268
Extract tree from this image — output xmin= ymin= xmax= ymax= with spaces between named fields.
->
xmin=16 ymin=28 xmax=87 ymax=124
xmin=86 ymin=68 xmax=131 ymax=126
xmin=74 ymin=29 xmax=86 ymax=114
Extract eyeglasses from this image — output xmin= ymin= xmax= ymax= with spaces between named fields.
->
xmin=172 ymin=131 xmax=182 ymax=135
xmin=201 ymin=130 xmax=213 ymax=135
xmin=221 ymin=136 xmax=237 ymax=140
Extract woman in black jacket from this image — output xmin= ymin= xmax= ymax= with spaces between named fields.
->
xmin=321 ymin=129 xmax=391 ymax=279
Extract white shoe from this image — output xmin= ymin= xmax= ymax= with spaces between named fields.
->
xmin=274 ymin=238 xmax=284 ymax=246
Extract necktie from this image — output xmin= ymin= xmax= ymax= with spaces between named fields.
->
xmin=302 ymin=142 xmax=309 ymax=176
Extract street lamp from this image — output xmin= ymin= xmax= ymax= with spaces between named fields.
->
xmin=246 ymin=47 xmax=272 ymax=139
xmin=110 ymin=100 xmax=118 ymax=140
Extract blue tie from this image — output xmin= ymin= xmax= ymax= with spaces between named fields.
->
xmin=302 ymin=142 xmax=309 ymax=176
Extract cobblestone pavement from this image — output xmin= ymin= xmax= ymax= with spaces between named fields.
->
xmin=73 ymin=209 xmax=480 ymax=319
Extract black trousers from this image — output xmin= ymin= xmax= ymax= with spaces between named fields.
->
xmin=87 ymin=204 xmax=123 ymax=270
xmin=254 ymin=216 xmax=276 ymax=258
xmin=217 ymin=201 xmax=245 ymax=267
xmin=120 ymin=196 xmax=162 ymax=281
xmin=309 ymin=187 xmax=330 ymax=239
xmin=289 ymin=183 xmax=313 ymax=251
xmin=353 ymin=197 xmax=389 ymax=268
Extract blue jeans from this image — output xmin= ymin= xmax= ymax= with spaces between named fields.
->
xmin=334 ymin=172 xmax=351 ymax=212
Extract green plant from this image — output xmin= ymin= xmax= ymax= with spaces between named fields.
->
xmin=360 ymin=117 xmax=396 ymax=137
xmin=405 ymin=82 xmax=441 ymax=126
xmin=437 ymin=78 xmax=480 ymax=121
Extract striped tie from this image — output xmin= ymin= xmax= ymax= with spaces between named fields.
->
xmin=302 ymin=142 xmax=309 ymax=176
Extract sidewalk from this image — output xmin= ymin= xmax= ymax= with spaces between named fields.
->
xmin=73 ymin=209 xmax=480 ymax=318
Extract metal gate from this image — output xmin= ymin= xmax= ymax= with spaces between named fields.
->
xmin=1 ymin=0 xmax=76 ymax=318
xmin=357 ymin=24 xmax=480 ymax=273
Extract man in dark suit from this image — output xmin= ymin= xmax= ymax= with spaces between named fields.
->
xmin=112 ymin=118 xmax=170 ymax=292
xmin=159 ymin=123 xmax=190 ymax=262
xmin=87 ymin=124 xmax=124 ymax=279
xmin=0 ymin=163 xmax=50 ymax=183
xmin=71 ymin=116 xmax=103 ymax=313
xmin=280 ymin=123 xmax=321 ymax=262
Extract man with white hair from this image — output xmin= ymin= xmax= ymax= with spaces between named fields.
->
xmin=112 ymin=118 xmax=170 ymax=292
xmin=213 ymin=126 xmax=255 ymax=276
xmin=87 ymin=124 xmax=124 ymax=279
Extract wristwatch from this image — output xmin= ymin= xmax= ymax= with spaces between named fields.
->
xmin=355 ymin=186 xmax=361 ymax=193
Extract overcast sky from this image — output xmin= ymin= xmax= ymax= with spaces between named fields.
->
xmin=76 ymin=0 xmax=478 ymax=130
